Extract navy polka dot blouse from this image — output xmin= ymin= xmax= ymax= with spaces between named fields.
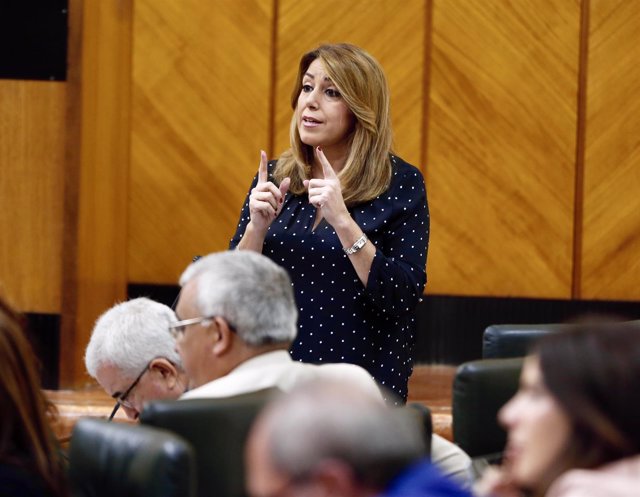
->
xmin=230 ymin=155 xmax=429 ymax=401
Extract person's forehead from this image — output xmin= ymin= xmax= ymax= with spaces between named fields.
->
xmin=305 ymin=59 xmax=331 ymax=79
xmin=96 ymin=362 xmax=133 ymax=395
xmin=176 ymin=280 xmax=199 ymax=317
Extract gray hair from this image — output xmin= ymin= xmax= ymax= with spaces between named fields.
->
xmin=85 ymin=297 xmax=182 ymax=378
xmin=261 ymin=380 xmax=426 ymax=489
xmin=179 ymin=251 xmax=297 ymax=346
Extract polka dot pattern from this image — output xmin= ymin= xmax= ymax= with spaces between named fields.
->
xmin=230 ymin=155 xmax=430 ymax=401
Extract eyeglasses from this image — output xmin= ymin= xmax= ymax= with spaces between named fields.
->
xmin=168 ymin=316 xmax=214 ymax=339
xmin=108 ymin=361 xmax=151 ymax=421
xmin=168 ymin=315 xmax=236 ymax=339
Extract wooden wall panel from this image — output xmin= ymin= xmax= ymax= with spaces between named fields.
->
xmin=0 ymin=81 xmax=65 ymax=313
xmin=129 ymin=0 xmax=274 ymax=283
xmin=581 ymin=1 xmax=640 ymax=300
xmin=426 ymin=0 xmax=580 ymax=298
xmin=275 ymin=0 xmax=427 ymax=168
xmin=59 ymin=0 xmax=131 ymax=387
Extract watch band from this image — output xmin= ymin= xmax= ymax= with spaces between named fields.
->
xmin=343 ymin=233 xmax=368 ymax=255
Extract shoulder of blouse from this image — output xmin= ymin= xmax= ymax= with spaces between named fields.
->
xmin=389 ymin=154 xmax=424 ymax=178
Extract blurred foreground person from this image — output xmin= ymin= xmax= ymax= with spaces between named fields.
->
xmin=0 ymin=297 xmax=67 ymax=497
xmin=245 ymin=379 xmax=472 ymax=497
xmin=476 ymin=321 xmax=640 ymax=497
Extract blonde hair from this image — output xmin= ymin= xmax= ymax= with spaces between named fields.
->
xmin=275 ymin=43 xmax=393 ymax=206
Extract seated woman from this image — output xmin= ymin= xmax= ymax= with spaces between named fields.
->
xmin=476 ymin=320 xmax=640 ymax=497
xmin=0 ymin=296 xmax=67 ymax=497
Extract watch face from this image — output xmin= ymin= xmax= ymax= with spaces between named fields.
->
xmin=345 ymin=234 xmax=367 ymax=254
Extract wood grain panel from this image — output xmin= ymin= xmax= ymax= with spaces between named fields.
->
xmin=426 ymin=0 xmax=580 ymax=298
xmin=275 ymin=0 xmax=427 ymax=168
xmin=581 ymin=1 xmax=640 ymax=300
xmin=129 ymin=0 xmax=274 ymax=283
xmin=0 ymin=81 xmax=65 ymax=313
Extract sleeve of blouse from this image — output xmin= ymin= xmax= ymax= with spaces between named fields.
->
xmin=229 ymin=173 xmax=259 ymax=249
xmin=364 ymin=165 xmax=429 ymax=317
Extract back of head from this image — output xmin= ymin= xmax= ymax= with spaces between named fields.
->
xmin=179 ymin=250 xmax=298 ymax=347
xmin=256 ymin=379 xmax=425 ymax=490
xmin=536 ymin=320 xmax=640 ymax=468
xmin=0 ymin=296 xmax=66 ymax=496
xmin=85 ymin=297 xmax=181 ymax=378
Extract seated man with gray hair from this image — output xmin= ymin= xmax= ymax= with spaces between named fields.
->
xmin=85 ymin=297 xmax=189 ymax=420
xmin=245 ymin=378 xmax=472 ymax=497
xmin=173 ymin=250 xmax=380 ymax=399
xmin=173 ymin=250 xmax=473 ymax=485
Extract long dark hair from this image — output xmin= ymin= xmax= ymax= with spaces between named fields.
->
xmin=537 ymin=320 xmax=640 ymax=469
xmin=0 ymin=296 xmax=67 ymax=496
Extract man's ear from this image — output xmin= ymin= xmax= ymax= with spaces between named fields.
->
xmin=149 ymin=357 xmax=179 ymax=388
xmin=211 ymin=316 xmax=234 ymax=356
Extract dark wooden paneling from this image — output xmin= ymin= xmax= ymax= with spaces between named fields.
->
xmin=0 ymin=2 xmax=68 ymax=81
xmin=414 ymin=295 xmax=640 ymax=364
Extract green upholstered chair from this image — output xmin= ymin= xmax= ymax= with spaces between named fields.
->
xmin=482 ymin=323 xmax=567 ymax=359
xmin=482 ymin=318 xmax=640 ymax=359
xmin=452 ymin=358 xmax=523 ymax=459
xmin=68 ymin=418 xmax=196 ymax=497
xmin=405 ymin=402 xmax=433 ymax=459
xmin=139 ymin=388 xmax=278 ymax=497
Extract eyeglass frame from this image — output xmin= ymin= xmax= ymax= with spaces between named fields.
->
xmin=168 ymin=315 xmax=236 ymax=339
xmin=107 ymin=360 xmax=152 ymax=421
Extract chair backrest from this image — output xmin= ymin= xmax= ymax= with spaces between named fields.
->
xmin=405 ymin=402 xmax=433 ymax=459
xmin=452 ymin=358 xmax=522 ymax=458
xmin=68 ymin=418 xmax=196 ymax=497
xmin=139 ymin=388 xmax=277 ymax=497
xmin=483 ymin=319 xmax=640 ymax=359
xmin=482 ymin=323 xmax=569 ymax=359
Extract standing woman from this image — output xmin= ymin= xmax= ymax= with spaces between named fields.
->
xmin=0 ymin=297 xmax=67 ymax=497
xmin=231 ymin=43 xmax=429 ymax=401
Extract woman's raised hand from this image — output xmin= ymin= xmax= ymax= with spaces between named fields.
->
xmin=248 ymin=150 xmax=290 ymax=233
xmin=304 ymin=146 xmax=349 ymax=227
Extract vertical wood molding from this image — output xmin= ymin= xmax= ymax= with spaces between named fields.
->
xmin=571 ymin=0 xmax=590 ymax=299
xmin=60 ymin=0 xmax=131 ymax=387
xmin=268 ymin=0 xmax=280 ymax=158
xmin=421 ymin=0 xmax=434 ymax=178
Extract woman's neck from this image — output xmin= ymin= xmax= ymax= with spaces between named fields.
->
xmin=311 ymin=147 xmax=348 ymax=178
